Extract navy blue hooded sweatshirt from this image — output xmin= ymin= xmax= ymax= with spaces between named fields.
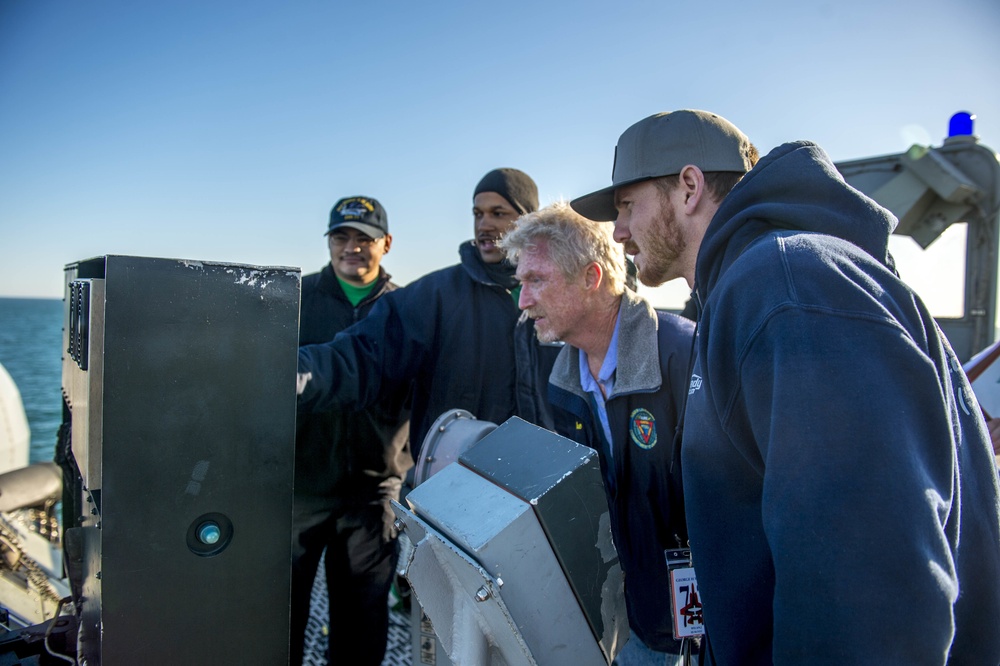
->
xmin=682 ymin=141 xmax=1000 ymax=664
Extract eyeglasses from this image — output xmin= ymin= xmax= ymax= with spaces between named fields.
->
xmin=328 ymin=233 xmax=377 ymax=248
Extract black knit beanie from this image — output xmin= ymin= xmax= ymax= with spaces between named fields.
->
xmin=473 ymin=168 xmax=539 ymax=215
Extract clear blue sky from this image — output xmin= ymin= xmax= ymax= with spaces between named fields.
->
xmin=2 ymin=0 xmax=999 ymax=308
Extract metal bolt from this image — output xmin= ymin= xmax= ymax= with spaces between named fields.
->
xmin=198 ymin=522 xmax=222 ymax=545
xmin=392 ymin=518 xmax=405 ymax=532
xmin=475 ymin=585 xmax=491 ymax=602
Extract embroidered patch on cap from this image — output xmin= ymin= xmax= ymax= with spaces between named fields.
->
xmin=629 ymin=408 xmax=656 ymax=449
xmin=337 ymin=197 xmax=375 ymax=221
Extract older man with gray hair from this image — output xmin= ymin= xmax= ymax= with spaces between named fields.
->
xmin=503 ymin=201 xmax=696 ymax=665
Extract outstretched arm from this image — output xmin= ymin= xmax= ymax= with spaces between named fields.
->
xmin=296 ymin=289 xmax=427 ymax=414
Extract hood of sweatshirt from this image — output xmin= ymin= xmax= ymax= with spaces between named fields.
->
xmin=694 ymin=140 xmax=899 ymax=301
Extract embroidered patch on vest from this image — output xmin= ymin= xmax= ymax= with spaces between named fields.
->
xmin=629 ymin=408 xmax=657 ymax=449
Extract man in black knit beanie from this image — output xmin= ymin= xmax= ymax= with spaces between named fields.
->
xmin=297 ymin=167 xmax=564 ymax=485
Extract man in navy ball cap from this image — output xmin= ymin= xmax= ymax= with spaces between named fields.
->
xmin=290 ymin=195 xmax=409 ymax=666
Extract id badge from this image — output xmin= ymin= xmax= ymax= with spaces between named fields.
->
xmin=665 ymin=549 xmax=705 ymax=638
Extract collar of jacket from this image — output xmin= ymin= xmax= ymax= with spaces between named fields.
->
xmin=318 ymin=263 xmax=393 ymax=304
xmin=458 ymin=240 xmax=513 ymax=288
xmin=549 ymin=288 xmax=663 ymax=400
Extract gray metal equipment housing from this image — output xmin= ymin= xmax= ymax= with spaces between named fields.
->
xmin=393 ymin=416 xmax=628 ymax=666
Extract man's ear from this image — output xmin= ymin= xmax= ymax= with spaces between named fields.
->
xmin=382 ymin=233 xmax=393 ymax=253
xmin=678 ymin=165 xmax=707 ymax=215
xmin=583 ymin=262 xmax=603 ymax=291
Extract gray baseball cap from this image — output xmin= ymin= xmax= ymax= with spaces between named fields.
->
xmin=571 ymin=110 xmax=755 ymax=221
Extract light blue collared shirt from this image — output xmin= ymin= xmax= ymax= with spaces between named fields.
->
xmin=579 ymin=309 xmax=621 ymax=463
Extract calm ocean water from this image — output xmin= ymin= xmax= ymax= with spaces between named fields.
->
xmin=0 ymin=298 xmax=63 ymax=464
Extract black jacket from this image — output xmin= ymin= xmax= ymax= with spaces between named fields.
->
xmin=295 ymin=264 xmax=411 ymax=504
xmin=548 ymin=290 xmax=694 ymax=651
xmin=298 ymin=241 xmax=562 ymax=455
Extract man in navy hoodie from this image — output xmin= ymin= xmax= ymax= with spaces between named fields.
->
xmin=502 ymin=201 xmax=695 ymax=664
xmin=571 ymin=110 xmax=1000 ymax=664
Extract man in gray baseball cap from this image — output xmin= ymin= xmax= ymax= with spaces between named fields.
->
xmin=570 ymin=109 xmax=758 ymax=665
xmin=572 ymin=109 xmax=1000 ymax=665
xmin=571 ymin=109 xmax=757 ymax=288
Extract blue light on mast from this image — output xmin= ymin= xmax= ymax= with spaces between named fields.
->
xmin=949 ymin=111 xmax=975 ymax=137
